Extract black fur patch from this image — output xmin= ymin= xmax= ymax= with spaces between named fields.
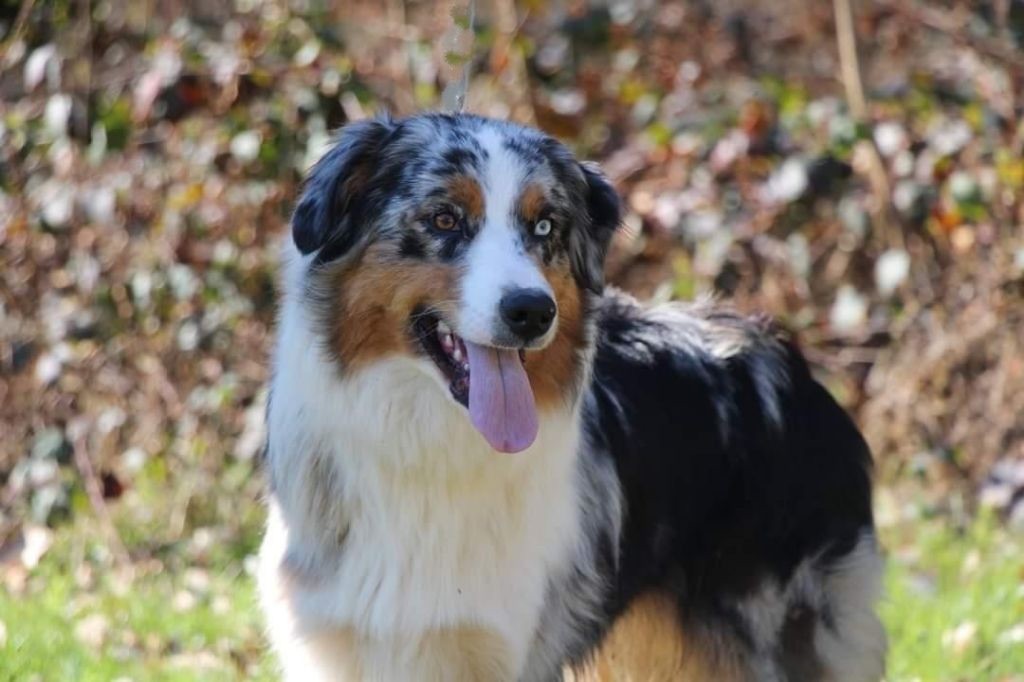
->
xmin=440 ymin=146 xmax=483 ymax=175
xmin=572 ymin=163 xmax=622 ymax=293
xmin=437 ymin=234 xmax=462 ymax=261
xmin=399 ymin=233 xmax=427 ymax=260
xmin=570 ymin=291 xmax=876 ymax=667
xmin=292 ymin=117 xmax=397 ymax=261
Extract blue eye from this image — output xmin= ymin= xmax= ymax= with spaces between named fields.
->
xmin=534 ymin=219 xmax=552 ymax=237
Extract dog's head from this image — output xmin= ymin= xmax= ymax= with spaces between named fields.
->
xmin=293 ymin=113 xmax=620 ymax=453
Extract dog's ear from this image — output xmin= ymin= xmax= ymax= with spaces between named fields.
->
xmin=571 ymin=162 xmax=622 ymax=294
xmin=292 ymin=117 xmax=396 ymax=260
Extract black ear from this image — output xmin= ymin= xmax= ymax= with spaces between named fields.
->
xmin=292 ymin=117 xmax=395 ymax=260
xmin=571 ymin=162 xmax=622 ymax=294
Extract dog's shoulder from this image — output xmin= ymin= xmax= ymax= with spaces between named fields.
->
xmin=583 ymin=286 xmax=875 ymax=573
xmin=588 ymin=288 xmax=802 ymax=443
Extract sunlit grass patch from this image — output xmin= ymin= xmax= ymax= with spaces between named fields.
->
xmin=881 ymin=513 xmax=1024 ymax=682
xmin=0 ymin=522 xmax=274 ymax=682
xmin=4 ymin=506 xmax=1023 ymax=680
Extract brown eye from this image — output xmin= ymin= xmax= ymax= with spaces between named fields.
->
xmin=433 ymin=210 xmax=459 ymax=231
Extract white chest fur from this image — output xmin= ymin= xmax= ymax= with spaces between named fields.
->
xmin=258 ymin=299 xmax=583 ymax=681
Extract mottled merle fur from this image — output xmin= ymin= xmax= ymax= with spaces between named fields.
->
xmin=292 ymin=114 xmax=618 ymax=294
xmin=268 ymin=112 xmax=884 ymax=680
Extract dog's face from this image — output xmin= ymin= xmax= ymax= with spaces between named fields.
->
xmin=292 ymin=114 xmax=620 ymax=452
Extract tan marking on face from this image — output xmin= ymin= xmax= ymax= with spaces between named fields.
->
xmin=447 ymin=175 xmax=485 ymax=222
xmin=518 ymin=183 xmax=548 ymax=223
xmin=566 ymin=592 xmax=749 ymax=682
xmin=526 ymin=262 xmax=586 ymax=409
xmin=328 ymin=243 xmax=460 ymax=369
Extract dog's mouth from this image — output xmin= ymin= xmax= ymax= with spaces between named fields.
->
xmin=414 ymin=313 xmax=475 ymax=406
xmin=413 ymin=312 xmax=537 ymax=453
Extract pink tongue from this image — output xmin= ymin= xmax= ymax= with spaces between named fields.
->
xmin=465 ymin=341 xmax=538 ymax=453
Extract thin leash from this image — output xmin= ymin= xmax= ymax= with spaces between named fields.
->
xmin=441 ymin=0 xmax=477 ymax=113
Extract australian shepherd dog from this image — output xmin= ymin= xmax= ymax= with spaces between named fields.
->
xmin=258 ymin=113 xmax=886 ymax=681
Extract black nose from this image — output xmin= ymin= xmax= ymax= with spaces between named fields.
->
xmin=500 ymin=289 xmax=556 ymax=341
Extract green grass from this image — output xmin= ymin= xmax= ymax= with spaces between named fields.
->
xmin=2 ymin=512 xmax=1023 ymax=681
xmin=0 ymin=524 xmax=275 ymax=682
xmin=881 ymin=515 xmax=1024 ymax=681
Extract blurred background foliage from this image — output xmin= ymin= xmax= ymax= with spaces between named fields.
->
xmin=2 ymin=0 xmax=1024 ymax=679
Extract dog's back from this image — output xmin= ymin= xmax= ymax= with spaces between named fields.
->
xmin=542 ymin=292 xmax=886 ymax=680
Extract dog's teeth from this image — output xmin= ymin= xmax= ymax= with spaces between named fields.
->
xmin=452 ymin=345 xmax=463 ymax=362
xmin=441 ymin=333 xmax=454 ymax=353
xmin=437 ymin=321 xmax=451 ymax=335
